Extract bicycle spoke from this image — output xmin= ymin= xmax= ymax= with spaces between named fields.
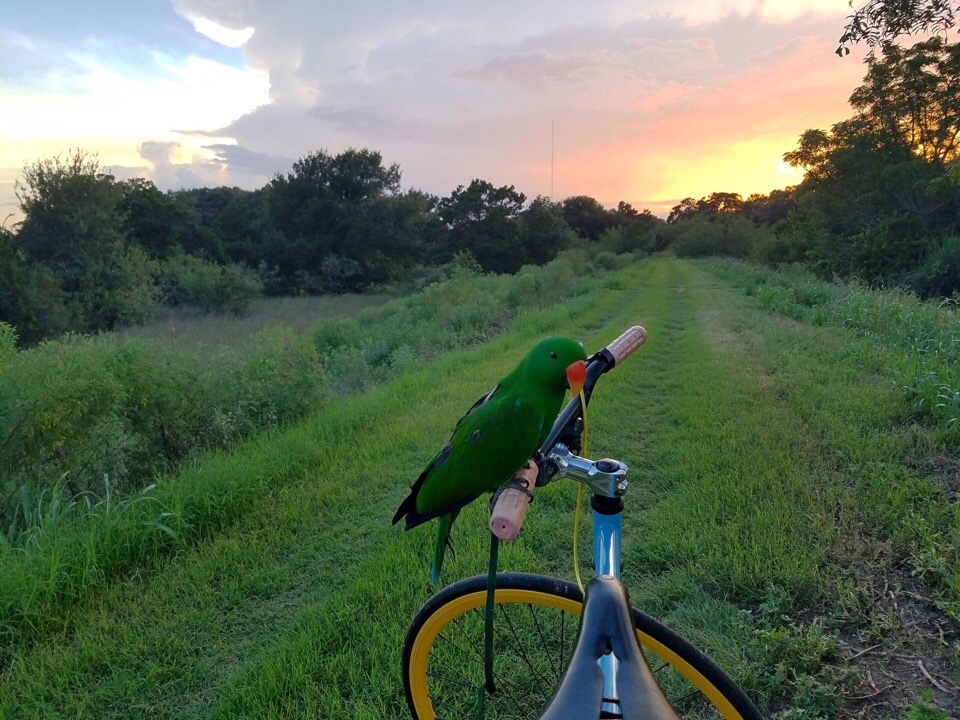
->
xmin=496 ymin=603 xmax=555 ymax=696
xmin=527 ymin=603 xmax=559 ymax=678
xmin=465 ymin=606 xmax=556 ymax=698
xmin=432 ymin=610 xmax=554 ymax=710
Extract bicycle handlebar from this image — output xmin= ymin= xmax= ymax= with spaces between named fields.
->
xmin=489 ymin=325 xmax=646 ymax=540
xmin=603 ymin=325 xmax=648 ymax=368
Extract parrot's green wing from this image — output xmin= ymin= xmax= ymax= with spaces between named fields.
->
xmin=397 ymin=390 xmax=545 ymax=583
xmin=392 ymin=385 xmax=543 ymax=529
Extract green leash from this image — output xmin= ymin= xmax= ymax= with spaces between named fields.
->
xmin=476 ymin=531 xmax=499 ymax=719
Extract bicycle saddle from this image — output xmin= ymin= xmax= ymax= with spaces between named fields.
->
xmin=537 ymin=576 xmax=680 ymax=720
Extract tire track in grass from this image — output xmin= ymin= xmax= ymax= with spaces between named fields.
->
xmin=0 ymin=263 xmax=653 ymax=719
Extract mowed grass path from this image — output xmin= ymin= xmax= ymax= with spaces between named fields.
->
xmin=3 ymin=257 xmax=954 ymax=718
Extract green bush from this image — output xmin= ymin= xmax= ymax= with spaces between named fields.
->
xmin=749 ymin=225 xmax=815 ymax=266
xmin=665 ymin=217 xmax=771 ymax=259
xmin=0 ymin=323 xmax=15 ymax=363
xmin=598 ymin=223 xmax=656 ymax=255
xmin=902 ymin=236 xmax=960 ymax=299
xmin=160 ymin=253 xmax=262 ymax=315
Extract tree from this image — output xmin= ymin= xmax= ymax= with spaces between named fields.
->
xmin=213 ymin=197 xmax=266 ymax=267
xmin=667 ymin=193 xmax=743 ymax=223
xmin=522 ymin=196 xmax=575 ymax=264
xmin=784 ymin=40 xmax=960 ymax=223
xmin=839 ymin=0 xmax=958 ymax=55
xmin=780 ymin=40 xmax=960 ymax=282
xmin=598 ymin=209 xmax=663 ymax=255
xmin=265 ymin=148 xmax=402 ymax=290
xmin=119 ymin=178 xmax=192 ymax=259
xmin=613 ymin=201 xmax=640 ymax=226
xmin=0 ymin=228 xmax=31 ymax=338
xmin=850 ymin=37 xmax=960 ymax=166
xmin=342 ymin=190 xmax=439 ymax=285
xmin=740 ymin=189 xmax=797 ymax=225
xmin=667 ymin=198 xmax=699 ymax=224
xmin=15 ymin=151 xmax=158 ymax=332
xmin=437 ymin=180 xmax=527 ymax=273
xmin=560 ymin=195 xmax=614 ymax=240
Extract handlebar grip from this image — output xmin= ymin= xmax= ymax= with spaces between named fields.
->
xmin=603 ymin=325 xmax=647 ymax=367
xmin=490 ymin=460 xmax=538 ymax=540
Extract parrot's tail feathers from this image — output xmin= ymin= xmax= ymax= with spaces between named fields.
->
xmin=430 ymin=510 xmax=460 ymax=585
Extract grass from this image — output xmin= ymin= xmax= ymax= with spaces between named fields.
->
xmin=116 ymin=294 xmax=393 ymax=352
xmin=1 ymin=256 xmax=957 ymax=718
xmin=700 ymin=260 xmax=959 ymax=620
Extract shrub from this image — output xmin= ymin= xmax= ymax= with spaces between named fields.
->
xmin=598 ymin=223 xmax=656 ymax=255
xmin=0 ymin=323 xmax=15 ymax=362
xmin=160 ymin=253 xmax=262 ymax=315
xmin=665 ymin=217 xmax=771 ymax=259
xmin=901 ymin=236 xmax=960 ymax=299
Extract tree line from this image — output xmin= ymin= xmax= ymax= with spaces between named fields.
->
xmin=0 ymin=148 xmax=663 ymax=345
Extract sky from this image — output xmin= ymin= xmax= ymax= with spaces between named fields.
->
xmin=1 ymin=1 xmax=873 ymax=223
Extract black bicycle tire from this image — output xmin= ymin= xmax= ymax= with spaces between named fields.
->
xmin=402 ymin=572 xmax=764 ymax=720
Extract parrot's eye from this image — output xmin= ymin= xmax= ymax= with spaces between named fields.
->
xmin=550 ymin=351 xmax=558 ymax=360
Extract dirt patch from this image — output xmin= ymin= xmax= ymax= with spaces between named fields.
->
xmin=835 ymin=561 xmax=959 ymax=718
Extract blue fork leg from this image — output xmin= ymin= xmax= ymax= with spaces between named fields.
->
xmin=593 ymin=508 xmax=623 ymax=714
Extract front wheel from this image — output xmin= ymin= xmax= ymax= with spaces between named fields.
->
xmin=402 ymin=573 xmax=763 ymax=720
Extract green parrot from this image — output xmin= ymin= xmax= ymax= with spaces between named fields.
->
xmin=393 ymin=336 xmax=588 ymax=583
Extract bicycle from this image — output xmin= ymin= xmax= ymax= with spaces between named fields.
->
xmin=400 ymin=327 xmax=765 ymax=719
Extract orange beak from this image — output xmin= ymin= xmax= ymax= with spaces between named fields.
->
xmin=566 ymin=360 xmax=586 ymax=399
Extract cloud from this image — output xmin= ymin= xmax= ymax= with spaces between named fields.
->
xmin=3 ymin=0 xmax=871 ymax=217
xmin=192 ymin=3 xmax=860 ymax=207
xmin=188 ymin=17 xmax=254 ymax=48
xmin=205 ymin=144 xmax=292 ymax=177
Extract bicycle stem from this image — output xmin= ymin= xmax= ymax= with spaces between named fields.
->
xmin=544 ymin=443 xmax=628 ymax=498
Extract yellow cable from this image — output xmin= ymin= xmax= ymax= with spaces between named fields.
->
xmin=572 ymin=390 xmax=588 ymax=594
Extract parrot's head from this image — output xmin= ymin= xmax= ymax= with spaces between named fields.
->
xmin=523 ymin=336 xmax=587 ymax=400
